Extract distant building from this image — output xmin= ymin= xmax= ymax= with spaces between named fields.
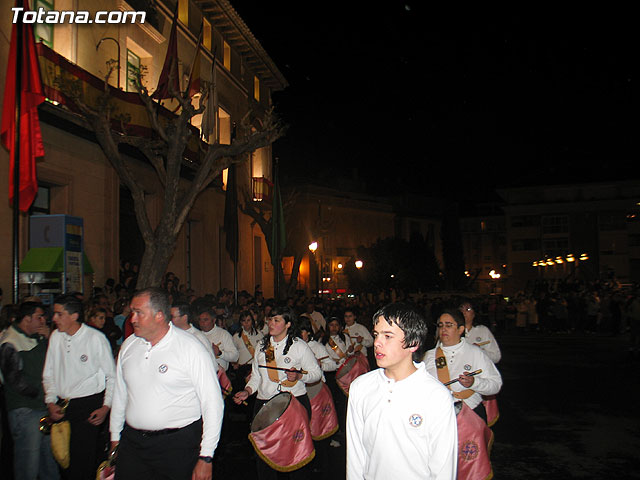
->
xmin=461 ymin=180 xmax=640 ymax=295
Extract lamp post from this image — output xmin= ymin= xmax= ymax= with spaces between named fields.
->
xmin=309 ymin=241 xmax=318 ymax=296
xmin=96 ymin=37 xmax=121 ymax=89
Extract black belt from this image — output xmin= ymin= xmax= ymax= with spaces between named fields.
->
xmin=126 ymin=419 xmax=200 ymax=437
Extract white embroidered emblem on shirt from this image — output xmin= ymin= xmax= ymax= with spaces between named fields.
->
xmin=158 ymin=364 xmax=168 ymax=374
xmin=80 ymin=354 xmax=88 ymax=362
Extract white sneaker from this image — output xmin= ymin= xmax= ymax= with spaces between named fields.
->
xmin=329 ymin=439 xmax=341 ymax=448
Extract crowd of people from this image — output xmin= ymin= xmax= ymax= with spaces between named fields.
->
xmin=0 ymin=272 xmax=638 ymax=479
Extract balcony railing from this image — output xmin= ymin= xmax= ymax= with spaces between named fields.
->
xmin=252 ymin=176 xmax=273 ymax=203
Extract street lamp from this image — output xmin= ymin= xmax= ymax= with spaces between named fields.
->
xmin=355 ymin=260 xmax=363 ymax=269
xmin=308 ymin=241 xmax=319 ymax=295
xmin=96 ymin=37 xmax=121 ymax=89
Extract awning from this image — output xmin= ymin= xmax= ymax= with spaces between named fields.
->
xmin=19 ymin=247 xmax=94 ymax=274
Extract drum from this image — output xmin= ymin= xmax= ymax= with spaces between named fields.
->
xmin=335 ymin=355 xmax=369 ymax=396
xmin=308 ymin=382 xmax=338 ymax=441
xmin=306 ymin=380 xmax=323 ymax=401
xmin=249 ymin=393 xmax=315 ymax=472
xmin=456 ymin=401 xmax=494 ymax=480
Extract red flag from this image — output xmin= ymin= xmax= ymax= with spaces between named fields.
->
xmin=152 ymin=5 xmax=180 ymax=99
xmin=1 ymin=0 xmax=45 ymax=212
xmin=186 ymin=28 xmax=203 ymax=99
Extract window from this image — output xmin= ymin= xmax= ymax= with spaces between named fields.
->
xmin=223 ymin=41 xmax=231 ymax=70
xmin=542 ymin=238 xmax=569 ymax=257
xmin=34 ymin=0 xmax=54 ymax=47
xmin=254 ymin=76 xmax=260 ymax=101
xmin=203 ymin=19 xmax=212 ymax=51
xmin=218 ymin=107 xmax=231 ymax=145
xmin=511 ymin=215 xmax=540 ymax=228
xmin=542 ymin=215 xmax=568 ymax=234
xmin=511 ymin=239 xmax=540 ymax=252
xmin=599 ymin=213 xmax=626 ymax=231
xmin=178 ymin=0 xmax=188 ymax=26
xmin=126 ymin=49 xmax=141 ymax=92
xmin=29 ymin=186 xmax=51 ymax=216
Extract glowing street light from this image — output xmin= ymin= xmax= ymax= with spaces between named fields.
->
xmin=355 ymin=260 xmax=363 ymax=269
xmin=308 ymin=241 xmax=318 ymax=253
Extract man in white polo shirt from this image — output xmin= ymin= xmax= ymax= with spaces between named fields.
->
xmin=170 ymin=301 xmax=218 ymax=370
xmin=43 ymin=294 xmax=116 ymax=480
xmin=110 ymin=288 xmax=223 ymax=480
xmin=196 ymin=306 xmax=238 ymax=372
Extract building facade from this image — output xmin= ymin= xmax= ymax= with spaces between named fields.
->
xmin=0 ymin=0 xmax=287 ymax=300
xmin=461 ymin=181 xmax=640 ymax=295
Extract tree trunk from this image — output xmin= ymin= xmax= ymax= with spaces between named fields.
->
xmin=286 ymin=253 xmax=304 ymax=297
xmin=135 ymin=227 xmax=179 ymax=289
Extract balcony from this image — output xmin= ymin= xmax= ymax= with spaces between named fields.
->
xmin=252 ymin=176 xmax=273 ymax=203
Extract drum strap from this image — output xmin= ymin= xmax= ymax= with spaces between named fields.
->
xmin=328 ymin=337 xmax=346 ymax=359
xmin=241 ymin=332 xmax=255 ymax=357
xmin=265 ymin=345 xmax=298 ymax=387
xmin=343 ymin=328 xmax=363 ymax=352
xmin=435 ymin=347 xmax=475 ymax=400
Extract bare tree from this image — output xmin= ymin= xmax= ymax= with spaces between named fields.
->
xmin=55 ymin=61 xmax=283 ymax=288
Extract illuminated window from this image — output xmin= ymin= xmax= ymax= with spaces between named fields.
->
xmin=254 ymin=76 xmax=260 ymax=101
xmin=218 ymin=107 xmax=231 ymax=145
xmin=178 ymin=0 xmax=188 ymax=25
xmin=203 ymin=19 xmax=211 ymax=51
xmin=126 ymin=49 xmax=141 ymax=92
xmin=223 ymin=41 xmax=231 ymax=70
xmin=34 ymin=0 xmax=53 ymax=47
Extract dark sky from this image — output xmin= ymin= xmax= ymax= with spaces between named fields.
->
xmin=231 ymin=3 xmax=635 ymax=204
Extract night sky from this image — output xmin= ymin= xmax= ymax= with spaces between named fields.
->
xmin=232 ymin=3 xmax=635 ymax=206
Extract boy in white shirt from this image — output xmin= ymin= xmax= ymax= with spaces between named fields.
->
xmin=346 ymin=303 xmax=457 ymax=480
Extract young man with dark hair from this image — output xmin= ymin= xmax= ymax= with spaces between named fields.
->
xmin=1 ymin=301 xmax=59 ymax=480
xmin=346 ymin=303 xmax=457 ymax=480
xmin=43 ymin=294 xmax=116 ymax=480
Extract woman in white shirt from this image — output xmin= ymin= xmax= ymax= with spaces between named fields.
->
xmin=320 ymin=317 xmax=353 ymax=446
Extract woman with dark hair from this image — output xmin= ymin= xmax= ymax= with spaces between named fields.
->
xmin=233 ymin=306 xmax=322 ymax=480
xmin=319 ymin=316 xmax=354 ymax=447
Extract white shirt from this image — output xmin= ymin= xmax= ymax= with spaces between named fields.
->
xmin=43 ymin=323 xmax=115 ymax=406
xmin=465 ymin=325 xmax=501 ymax=363
xmin=109 ymin=323 xmax=223 ymax=457
xmin=324 ymin=334 xmax=352 ymax=371
xmin=245 ymin=335 xmax=322 ymax=400
xmin=343 ymin=322 xmax=373 ymax=356
xmin=232 ymin=329 xmax=264 ymax=365
xmin=201 ymin=325 xmax=239 ymax=371
xmin=185 ymin=325 xmax=218 ymax=371
xmin=306 ymin=339 xmax=330 ymax=382
xmin=346 ymin=363 xmax=457 ymax=480
xmin=423 ymin=338 xmax=503 ymax=410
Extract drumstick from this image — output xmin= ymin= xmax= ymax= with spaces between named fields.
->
xmin=258 ymin=365 xmax=308 ymax=375
xmin=474 ymin=340 xmax=490 ymax=346
xmin=443 ymin=369 xmax=482 ymax=386
xmin=317 ymin=356 xmax=330 ymax=361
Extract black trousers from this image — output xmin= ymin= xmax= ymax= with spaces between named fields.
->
xmin=63 ymin=391 xmax=105 ymax=480
xmin=253 ymin=394 xmax=312 ymax=480
xmin=115 ymin=419 xmax=202 ymax=480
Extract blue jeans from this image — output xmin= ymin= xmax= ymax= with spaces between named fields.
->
xmin=7 ymin=407 xmax=60 ymax=480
